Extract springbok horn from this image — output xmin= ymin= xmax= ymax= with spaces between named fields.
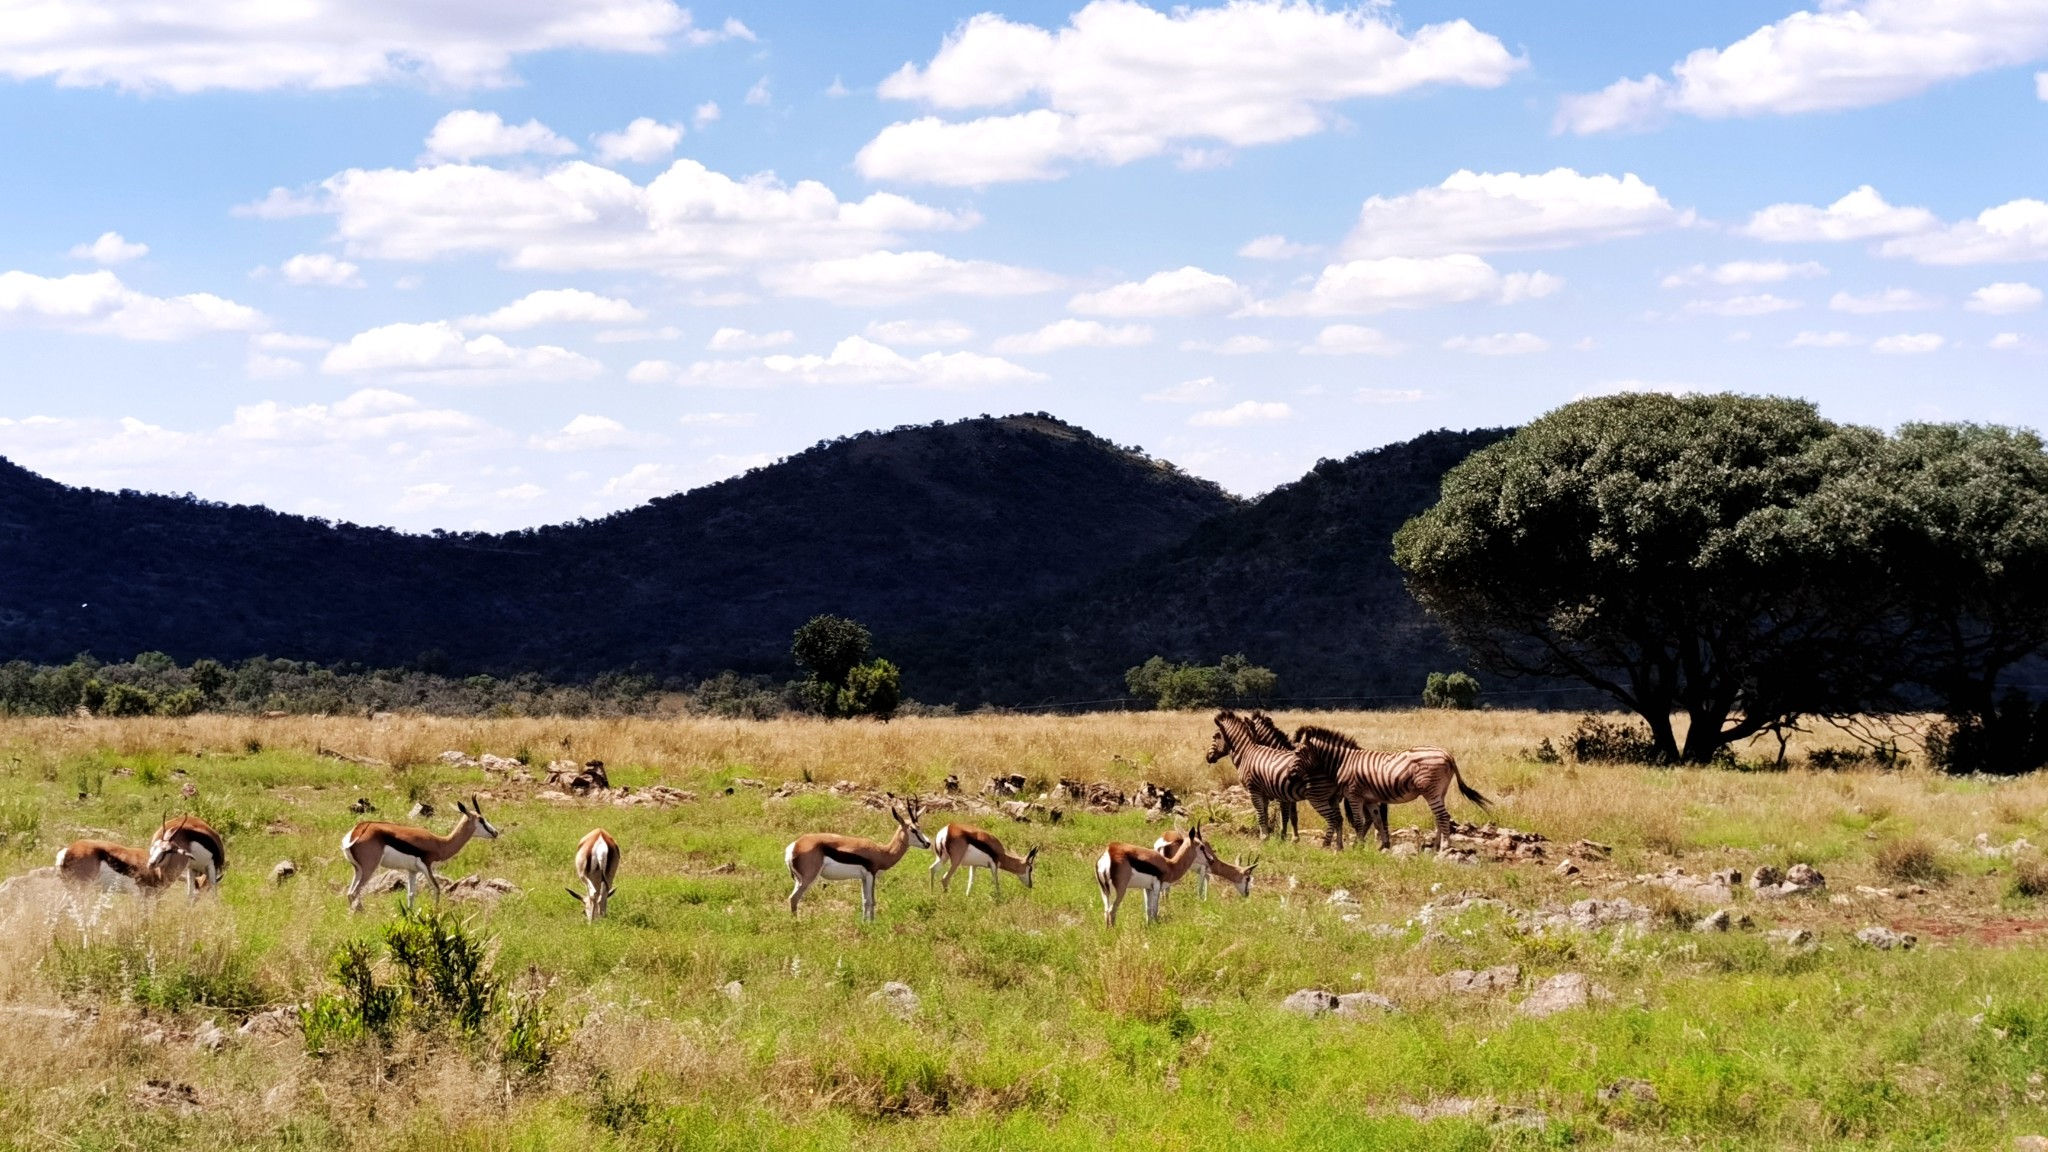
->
xmin=565 ymin=888 xmax=583 ymax=902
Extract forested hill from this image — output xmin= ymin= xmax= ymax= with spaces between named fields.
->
xmin=0 ymin=415 xmax=1235 ymax=678
xmin=888 ymin=428 xmax=1545 ymax=706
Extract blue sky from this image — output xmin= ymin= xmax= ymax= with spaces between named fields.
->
xmin=0 ymin=0 xmax=2044 ymax=529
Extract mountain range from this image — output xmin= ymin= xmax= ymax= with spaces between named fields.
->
xmin=0 ymin=413 xmax=1577 ymax=707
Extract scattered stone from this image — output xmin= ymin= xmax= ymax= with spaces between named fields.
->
xmin=1597 ymin=1078 xmax=1658 ymax=1105
xmin=1978 ymin=833 xmax=2036 ymax=858
xmin=1562 ymin=897 xmax=1652 ymax=931
xmin=348 ymin=797 xmax=377 ymax=815
xmin=1554 ymin=858 xmax=1582 ymax=878
xmin=1443 ymin=965 xmax=1520 ymax=994
xmin=363 ymin=871 xmax=408 ymax=896
xmin=1519 ymin=973 xmax=1600 ymax=1018
xmin=943 ymin=774 xmax=961 ymax=793
xmin=984 ymin=774 xmax=1027 ymax=798
xmin=1855 ymin=885 xmax=1902 ymax=900
xmin=1326 ymin=889 xmax=1360 ymax=907
xmin=1282 ymin=989 xmax=1341 ymax=1016
xmin=478 ymin=754 xmax=521 ymax=773
xmin=611 ymin=785 xmax=694 ymax=807
xmin=1336 ymin=991 xmax=1398 ymax=1016
xmin=180 ymin=782 xmax=197 ymax=798
xmin=869 ymin=981 xmax=920 ymax=1020
xmin=2013 ymin=1136 xmax=2048 ymax=1152
xmin=998 ymin=800 xmax=1033 ymax=822
xmin=270 ymin=860 xmax=296 ymax=884
xmin=238 ymin=1007 xmax=298 ymax=1037
xmin=1855 ymin=926 xmax=1917 ymax=951
xmin=732 ymin=777 xmax=764 ymax=789
xmin=1750 ymin=865 xmax=1786 ymax=891
xmin=1786 ymin=863 xmax=1825 ymax=889
xmin=720 ymin=981 xmax=745 ymax=1004
xmin=133 ymin=1080 xmax=201 ymax=1114
xmin=536 ymin=790 xmax=574 ymax=803
xmin=1413 ymin=894 xmax=1507 ymax=926
xmin=1390 ymin=843 xmax=1421 ymax=858
xmin=1437 ymin=848 xmax=1480 ymax=865
xmin=192 ymin=1019 xmax=227 ymax=1052
xmin=444 ymin=875 xmax=518 ymax=903
xmin=437 ymin=750 xmax=477 ymax=768
xmin=1766 ymin=927 xmax=1814 ymax=947
xmin=1640 ymin=867 xmax=1733 ymax=905
xmin=1694 ymin=909 xmax=1733 ymax=933
xmin=1570 ymin=839 xmax=1614 ymax=860
xmin=408 ymin=803 xmax=434 ymax=820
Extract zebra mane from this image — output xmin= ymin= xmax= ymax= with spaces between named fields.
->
xmin=1293 ymin=725 xmax=1361 ymax=750
xmin=1248 ymin=712 xmax=1294 ymax=749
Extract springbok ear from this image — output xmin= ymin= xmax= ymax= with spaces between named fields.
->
xmin=456 ymin=801 xmax=470 ymax=815
xmin=565 ymin=888 xmax=583 ymax=902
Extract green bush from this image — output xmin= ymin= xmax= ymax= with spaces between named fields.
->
xmin=384 ymin=906 xmax=499 ymax=1035
xmin=1124 ymin=653 xmax=1278 ymax=710
xmin=1567 ymin=714 xmax=1663 ymax=764
xmin=302 ymin=940 xmax=402 ymax=1052
xmin=1422 ymin=671 xmax=1480 ymax=709
xmin=839 ymin=658 xmax=902 ymax=720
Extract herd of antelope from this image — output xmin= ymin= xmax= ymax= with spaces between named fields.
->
xmin=47 ymin=710 xmax=1487 ymax=929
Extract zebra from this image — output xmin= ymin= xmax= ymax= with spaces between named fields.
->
xmin=1206 ymin=711 xmax=1344 ymax=846
xmin=1291 ymin=725 xmax=1490 ymax=852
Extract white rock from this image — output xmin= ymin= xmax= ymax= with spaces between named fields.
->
xmin=1693 ymin=909 xmax=1732 ymax=933
xmin=192 ymin=1019 xmax=227 ymax=1052
xmin=1281 ymin=989 xmax=1340 ymax=1016
xmin=1326 ymin=889 xmax=1359 ymax=907
xmin=270 ymin=860 xmax=296 ymax=884
xmin=720 ymin=980 xmax=745 ymax=1004
xmin=1443 ymin=965 xmax=1520 ymax=994
xmin=1519 ymin=973 xmax=1599 ymax=1018
xmin=1855 ymin=926 xmax=1917 ymax=951
xmin=869 ymin=981 xmax=920 ymax=1020
xmin=1336 ymin=991 xmax=1397 ymax=1016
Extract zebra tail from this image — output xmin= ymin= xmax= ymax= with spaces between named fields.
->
xmin=1450 ymin=756 xmax=1491 ymax=809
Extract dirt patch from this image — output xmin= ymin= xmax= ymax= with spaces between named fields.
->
xmin=1888 ymin=916 xmax=2048 ymax=946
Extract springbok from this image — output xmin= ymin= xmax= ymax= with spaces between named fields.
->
xmin=342 ymin=796 xmax=500 ymax=911
xmin=566 ymin=828 xmax=620 ymax=922
xmin=1207 ymin=710 xmax=1343 ymax=845
xmin=1095 ymin=823 xmax=1208 ymax=926
xmin=1154 ymin=830 xmax=1258 ymax=900
xmin=785 ymin=799 xmax=930 ymax=921
xmin=928 ymin=822 xmax=1036 ymax=896
xmin=1292 ymin=726 xmax=1489 ymax=852
xmin=147 ymin=814 xmax=226 ymax=898
xmin=55 ymin=840 xmax=177 ymax=893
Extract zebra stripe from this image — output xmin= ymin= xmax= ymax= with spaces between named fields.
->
xmin=1293 ymin=726 xmax=1489 ymax=851
xmin=1210 ymin=711 xmax=1344 ymax=844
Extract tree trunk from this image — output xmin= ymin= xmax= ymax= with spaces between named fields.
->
xmin=1642 ymin=709 xmax=1680 ymax=764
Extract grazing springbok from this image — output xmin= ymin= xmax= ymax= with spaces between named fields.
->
xmin=785 ymin=799 xmax=931 ymax=921
xmin=1292 ymin=726 xmax=1489 ymax=852
xmin=1095 ymin=823 xmax=1209 ymax=926
xmin=342 ymin=796 xmax=501 ymax=911
xmin=147 ymin=814 xmax=226 ymax=898
xmin=928 ymin=822 xmax=1037 ymax=896
xmin=55 ymin=840 xmax=177 ymax=893
xmin=1154 ymin=829 xmax=1258 ymax=900
xmin=1207 ymin=710 xmax=1344 ymax=845
xmin=566 ymin=828 xmax=620 ymax=922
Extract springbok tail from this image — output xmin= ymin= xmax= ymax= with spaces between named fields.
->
xmin=784 ymin=842 xmax=798 ymax=880
xmin=53 ymin=846 xmax=70 ymax=869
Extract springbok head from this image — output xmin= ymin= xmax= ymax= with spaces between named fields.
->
xmin=566 ymin=877 xmax=615 ymax=922
xmin=459 ymin=796 xmax=502 ymax=840
xmin=1020 ymin=846 xmax=1039 ymax=889
xmin=892 ymin=799 xmax=932 ymax=851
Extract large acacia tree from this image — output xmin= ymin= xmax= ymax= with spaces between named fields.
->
xmin=1392 ymin=394 xmax=1893 ymax=763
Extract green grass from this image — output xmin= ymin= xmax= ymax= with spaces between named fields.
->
xmin=0 ymin=723 xmax=2044 ymax=1150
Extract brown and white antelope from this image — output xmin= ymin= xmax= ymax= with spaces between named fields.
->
xmin=785 ymin=799 xmax=931 ymax=921
xmin=147 ymin=814 xmax=226 ymax=898
xmin=55 ymin=840 xmax=177 ymax=893
xmin=928 ymin=822 xmax=1036 ymax=896
xmin=1207 ymin=710 xmax=1344 ymax=846
xmin=1095 ymin=823 xmax=1208 ymax=926
xmin=1292 ymin=726 xmax=1489 ymax=852
xmin=566 ymin=827 xmax=620 ymax=922
xmin=1154 ymin=830 xmax=1258 ymax=900
xmin=342 ymin=796 xmax=501 ymax=911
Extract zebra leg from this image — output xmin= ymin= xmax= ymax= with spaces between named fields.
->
xmin=1376 ymin=803 xmax=1393 ymax=851
xmin=1253 ymin=794 xmax=1272 ymax=839
xmin=1428 ymin=796 xmax=1453 ymax=852
xmin=1312 ymin=793 xmax=1345 ymax=850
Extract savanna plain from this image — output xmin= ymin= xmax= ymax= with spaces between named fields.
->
xmin=2 ymin=709 xmax=2046 ymax=1151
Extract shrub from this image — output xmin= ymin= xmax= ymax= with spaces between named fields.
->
xmin=2010 ymin=858 xmax=2048 ymax=900
xmin=1808 ymin=743 xmax=1909 ymax=771
xmin=384 ymin=906 xmax=499 ymax=1035
xmin=1873 ymin=836 xmax=1950 ymax=885
xmin=691 ymin=671 xmax=788 ymax=719
xmin=1422 ymin=671 xmax=1481 ymax=710
xmin=1124 ymin=654 xmax=1279 ymax=710
xmin=302 ymin=940 xmax=402 ymax=1052
xmin=839 ymin=658 xmax=902 ymax=721
xmin=1566 ymin=715 xmax=1662 ymax=764
xmin=500 ymin=987 xmax=569 ymax=1079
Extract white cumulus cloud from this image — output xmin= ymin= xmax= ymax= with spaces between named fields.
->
xmin=1878 ymin=198 xmax=2048 ymax=264
xmin=1738 ymin=185 xmax=1939 ymax=242
xmin=1967 ymin=282 xmax=2044 ymax=313
xmin=1188 ymin=400 xmax=1292 ymax=427
xmin=1068 ymin=266 xmax=1248 ymax=316
xmin=1180 ymin=334 xmax=1276 ymax=355
xmin=533 ymin=413 xmax=651 ymax=451
xmin=857 ymin=0 xmax=1520 ymax=185
xmin=0 ymin=269 xmax=263 ymax=339
xmin=707 ymin=327 xmax=794 ymax=351
xmin=675 ymin=335 xmax=1043 ymax=390
xmin=1143 ymin=376 xmax=1225 ymax=404
xmin=1301 ymin=325 xmax=1402 ymax=356
xmin=1992 ymin=332 xmax=2035 ymax=350
xmin=423 ymin=111 xmax=576 ymax=162
xmin=278 ymin=253 xmax=364 ymax=287
xmin=763 ymin=250 xmax=1060 ymax=305
xmin=594 ymin=117 xmax=684 ymax=164
xmin=992 ymin=319 xmax=1152 ymax=353
xmin=1443 ymin=332 xmax=1548 ymax=355
xmin=0 ymin=1 xmax=726 ymax=92
xmin=322 ymin=320 xmax=601 ymax=383
xmin=1873 ymin=332 xmax=1946 ymax=354
xmin=1239 ymin=234 xmax=1317 ymax=260
xmin=1660 ymin=260 xmax=1826 ymax=288
xmin=1243 ymin=255 xmax=1560 ymax=316
xmin=1344 ymin=169 xmax=1689 ymax=258
xmin=68 ymin=232 xmax=147 ymax=265
xmin=1789 ymin=330 xmax=1863 ymax=348
xmin=462 ymin=288 xmax=645 ymax=330
xmin=864 ymin=318 xmax=972 ymax=346
xmin=1830 ymin=288 xmax=1938 ymax=313
xmin=1558 ymin=0 xmax=2048 ymax=133
xmin=1683 ymin=294 xmax=1803 ymax=317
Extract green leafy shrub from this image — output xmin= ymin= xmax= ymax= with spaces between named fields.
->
xmin=839 ymin=658 xmax=902 ymax=720
xmin=1422 ymin=670 xmax=1480 ymax=709
xmin=1567 ymin=714 xmax=1662 ymax=764
xmin=302 ymin=940 xmax=402 ymax=1052
xmin=1124 ymin=653 xmax=1278 ymax=710
xmin=384 ymin=906 xmax=499 ymax=1035
xmin=500 ymin=987 xmax=569 ymax=1079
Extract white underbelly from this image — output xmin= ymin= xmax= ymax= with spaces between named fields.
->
xmin=817 ymin=860 xmax=871 ymax=882
xmin=380 ymin=847 xmax=429 ymax=874
xmin=1126 ymin=871 xmax=1162 ymax=893
xmin=958 ymin=846 xmax=995 ymax=869
xmin=96 ymin=863 xmax=139 ymax=892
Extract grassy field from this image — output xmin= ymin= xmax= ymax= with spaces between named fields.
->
xmin=1 ymin=709 xmax=2046 ymax=1150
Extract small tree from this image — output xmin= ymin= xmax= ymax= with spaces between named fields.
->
xmin=1423 ymin=671 xmax=1480 ymax=710
xmin=1126 ymin=654 xmax=1278 ymax=710
xmin=790 ymin=616 xmax=900 ymax=719
xmin=839 ymin=658 xmax=901 ymax=721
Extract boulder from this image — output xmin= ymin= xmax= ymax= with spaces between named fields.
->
xmin=1326 ymin=889 xmax=1360 ymax=907
xmin=1518 ymin=973 xmax=1599 ymax=1018
xmin=1443 ymin=965 xmax=1520 ymax=994
xmin=1765 ymin=927 xmax=1814 ymax=947
xmin=1855 ymin=926 xmax=1917 ymax=951
xmin=270 ymin=860 xmax=296 ymax=884
xmin=1336 ymin=992 xmax=1397 ymax=1016
xmin=192 ymin=1019 xmax=227 ymax=1052
xmin=1750 ymin=865 xmax=1785 ymax=891
xmin=1693 ymin=909 xmax=1732 ymax=933
xmin=238 ymin=1007 xmax=299 ymax=1037
xmin=869 ymin=981 xmax=920 ymax=1020
xmin=1281 ymin=989 xmax=1340 ymax=1016
xmin=1785 ymin=863 xmax=1825 ymax=889
xmin=1708 ymin=868 xmax=1743 ymax=888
